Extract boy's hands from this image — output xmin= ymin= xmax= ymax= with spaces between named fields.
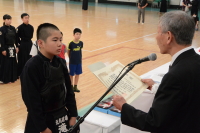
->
xmin=41 ymin=128 xmax=52 ymax=133
xmin=16 ymin=47 xmax=19 ymax=53
xmin=2 ymin=51 xmax=6 ymax=56
xmin=69 ymin=117 xmax=76 ymax=126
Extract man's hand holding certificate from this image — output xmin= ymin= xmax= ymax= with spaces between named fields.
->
xmin=92 ymin=61 xmax=149 ymax=106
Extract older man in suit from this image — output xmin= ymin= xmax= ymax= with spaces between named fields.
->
xmin=113 ymin=11 xmax=200 ymax=133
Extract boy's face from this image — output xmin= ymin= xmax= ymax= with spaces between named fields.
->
xmin=38 ymin=30 xmax=62 ymax=57
xmin=22 ymin=16 xmax=29 ymax=24
xmin=4 ymin=19 xmax=12 ymax=25
xmin=74 ymin=32 xmax=81 ymax=40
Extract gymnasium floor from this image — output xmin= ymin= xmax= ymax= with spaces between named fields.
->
xmin=0 ymin=0 xmax=200 ymax=132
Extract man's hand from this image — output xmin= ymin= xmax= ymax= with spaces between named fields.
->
xmin=142 ymin=6 xmax=145 ymax=9
xmin=40 ymin=128 xmax=52 ymax=133
xmin=141 ymin=79 xmax=155 ymax=90
xmin=138 ymin=6 xmax=141 ymax=9
xmin=2 ymin=51 xmax=6 ymax=56
xmin=69 ymin=117 xmax=76 ymax=126
xmin=16 ymin=47 xmax=19 ymax=53
xmin=113 ymin=95 xmax=126 ymax=111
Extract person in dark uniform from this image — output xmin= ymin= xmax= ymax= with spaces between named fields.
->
xmin=192 ymin=14 xmax=199 ymax=31
xmin=21 ymin=23 xmax=78 ymax=133
xmin=17 ymin=13 xmax=34 ymax=77
xmin=0 ymin=14 xmax=18 ymax=83
xmin=190 ymin=0 xmax=199 ymax=31
xmin=191 ymin=0 xmax=199 ymax=16
xmin=160 ymin=0 xmax=167 ymax=15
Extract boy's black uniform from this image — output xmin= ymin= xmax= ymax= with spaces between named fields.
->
xmin=17 ymin=23 xmax=34 ymax=76
xmin=21 ymin=52 xmax=78 ymax=133
xmin=0 ymin=26 xmax=1 ymax=68
xmin=0 ymin=25 xmax=18 ymax=83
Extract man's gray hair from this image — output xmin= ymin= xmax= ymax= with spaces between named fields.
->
xmin=159 ymin=11 xmax=195 ymax=45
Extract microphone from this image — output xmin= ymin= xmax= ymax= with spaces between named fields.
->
xmin=128 ymin=53 xmax=157 ymax=66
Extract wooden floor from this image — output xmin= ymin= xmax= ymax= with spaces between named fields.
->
xmin=0 ymin=0 xmax=200 ymax=132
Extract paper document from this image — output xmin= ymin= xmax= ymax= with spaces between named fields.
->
xmin=93 ymin=61 xmax=148 ymax=104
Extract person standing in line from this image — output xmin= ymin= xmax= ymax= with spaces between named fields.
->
xmin=0 ymin=14 xmax=18 ymax=83
xmin=17 ymin=13 xmax=34 ymax=77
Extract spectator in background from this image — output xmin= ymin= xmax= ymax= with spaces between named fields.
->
xmin=137 ymin=0 xmax=148 ymax=24
xmin=182 ymin=0 xmax=192 ymax=13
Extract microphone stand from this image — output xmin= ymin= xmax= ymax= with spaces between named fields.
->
xmin=67 ymin=62 xmax=139 ymax=133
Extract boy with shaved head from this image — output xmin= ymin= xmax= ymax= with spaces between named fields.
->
xmin=21 ymin=23 xmax=78 ymax=133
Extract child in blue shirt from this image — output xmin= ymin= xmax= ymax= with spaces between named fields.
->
xmin=68 ymin=28 xmax=83 ymax=92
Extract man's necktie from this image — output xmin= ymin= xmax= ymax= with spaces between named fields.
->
xmin=169 ymin=65 xmax=172 ymax=71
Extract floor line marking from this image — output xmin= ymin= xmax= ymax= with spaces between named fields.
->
xmin=82 ymin=46 xmax=159 ymax=60
xmin=83 ymin=33 xmax=156 ymax=52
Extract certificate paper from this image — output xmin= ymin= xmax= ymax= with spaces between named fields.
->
xmin=93 ymin=61 xmax=148 ymax=104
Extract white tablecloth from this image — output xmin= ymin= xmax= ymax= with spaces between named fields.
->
xmin=80 ymin=110 xmax=120 ymax=133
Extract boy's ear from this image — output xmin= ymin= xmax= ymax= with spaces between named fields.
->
xmin=37 ymin=39 xmax=44 ymax=48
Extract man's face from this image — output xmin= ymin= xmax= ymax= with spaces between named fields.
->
xmin=74 ymin=32 xmax=81 ymax=40
xmin=40 ymin=30 xmax=62 ymax=56
xmin=22 ymin=16 xmax=29 ymax=24
xmin=156 ymin=26 xmax=170 ymax=54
